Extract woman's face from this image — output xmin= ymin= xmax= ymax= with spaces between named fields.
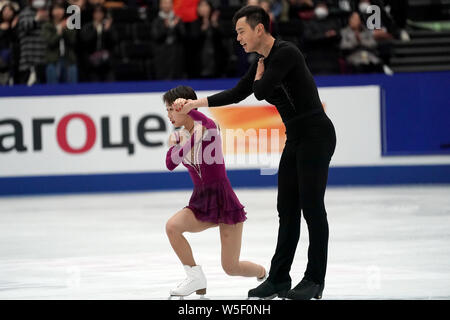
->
xmin=197 ymin=1 xmax=211 ymax=18
xmin=349 ymin=12 xmax=361 ymax=29
xmin=93 ymin=9 xmax=104 ymax=22
xmin=2 ymin=6 xmax=14 ymax=22
xmin=52 ymin=6 xmax=65 ymax=22
xmin=166 ymin=103 xmax=188 ymax=128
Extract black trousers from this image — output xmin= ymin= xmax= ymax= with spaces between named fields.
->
xmin=268 ymin=110 xmax=336 ymax=285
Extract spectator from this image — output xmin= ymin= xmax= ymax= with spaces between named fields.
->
xmin=0 ymin=0 xmax=20 ymax=10
xmin=268 ymin=0 xmax=286 ymax=21
xmin=151 ymin=0 xmax=185 ymax=80
xmin=302 ymin=1 xmax=341 ymax=74
xmin=0 ymin=1 xmax=19 ymax=85
xmin=17 ymin=0 xmax=48 ymax=85
xmin=339 ymin=11 xmax=382 ymax=73
xmin=357 ymin=0 xmax=395 ymax=40
xmin=290 ymin=0 xmax=314 ymax=20
xmin=42 ymin=1 xmax=78 ymax=83
xmin=80 ymin=4 xmax=114 ymax=82
xmin=67 ymin=0 xmax=90 ymax=26
xmin=173 ymin=0 xmax=199 ymax=23
xmin=358 ymin=0 xmax=395 ymax=69
xmin=185 ymin=0 xmax=225 ymax=78
xmin=259 ymin=0 xmax=278 ymax=35
xmin=384 ymin=0 xmax=409 ymax=41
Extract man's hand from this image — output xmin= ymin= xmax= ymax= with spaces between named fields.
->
xmin=104 ymin=18 xmax=113 ymax=31
xmin=255 ymin=57 xmax=265 ymax=81
xmin=325 ymin=29 xmax=337 ymax=37
xmin=35 ymin=9 xmax=49 ymax=22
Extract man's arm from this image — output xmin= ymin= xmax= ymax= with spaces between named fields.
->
xmin=252 ymin=46 xmax=295 ymax=100
xmin=177 ymin=61 xmax=258 ymax=113
xmin=207 ymin=61 xmax=258 ymax=107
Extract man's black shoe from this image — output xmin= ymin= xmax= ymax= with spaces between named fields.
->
xmin=248 ymin=279 xmax=291 ymax=300
xmin=286 ymin=278 xmax=324 ymax=300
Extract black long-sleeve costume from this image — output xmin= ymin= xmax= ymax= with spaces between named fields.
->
xmin=207 ymin=39 xmax=336 ymax=285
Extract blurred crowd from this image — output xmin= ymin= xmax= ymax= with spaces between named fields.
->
xmin=0 ymin=0 xmax=410 ymax=85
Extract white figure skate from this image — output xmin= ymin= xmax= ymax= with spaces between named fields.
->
xmin=169 ymin=265 xmax=207 ymax=299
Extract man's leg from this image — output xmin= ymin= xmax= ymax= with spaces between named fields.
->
xmin=297 ymin=148 xmax=332 ymax=285
xmin=248 ymin=143 xmax=300 ymax=299
xmin=267 ymin=142 xmax=301 ymax=284
xmin=286 ymin=117 xmax=336 ymax=300
xmin=298 ymin=120 xmax=336 ymax=284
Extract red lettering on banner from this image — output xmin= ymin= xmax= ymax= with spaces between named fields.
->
xmin=57 ymin=113 xmax=96 ymax=153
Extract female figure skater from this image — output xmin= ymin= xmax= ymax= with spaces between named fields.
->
xmin=164 ymin=85 xmax=266 ymax=298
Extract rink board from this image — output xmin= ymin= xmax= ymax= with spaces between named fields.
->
xmin=0 ymin=73 xmax=449 ymax=195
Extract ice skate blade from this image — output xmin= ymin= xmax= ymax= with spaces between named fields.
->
xmin=168 ymin=288 xmax=207 ymax=300
xmin=168 ymin=295 xmax=209 ymax=300
xmin=246 ymin=293 xmax=278 ymax=300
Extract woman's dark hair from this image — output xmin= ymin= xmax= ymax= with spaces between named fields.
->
xmin=197 ymin=0 xmax=214 ymax=20
xmin=49 ymin=0 xmax=67 ymax=21
xmin=92 ymin=3 xmax=107 ymax=16
xmin=163 ymin=85 xmax=198 ymax=106
xmin=232 ymin=5 xmax=270 ymax=32
xmin=0 ymin=3 xmax=18 ymax=23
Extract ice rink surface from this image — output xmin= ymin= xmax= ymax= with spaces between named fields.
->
xmin=0 ymin=185 xmax=449 ymax=300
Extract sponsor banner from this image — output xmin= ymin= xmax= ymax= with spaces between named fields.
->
xmin=1 ymin=86 xmax=449 ymax=178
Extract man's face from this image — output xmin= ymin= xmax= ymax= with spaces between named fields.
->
xmin=235 ymin=17 xmax=259 ymax=53
xmin=160 ymin=0 xmax=173 ymax=14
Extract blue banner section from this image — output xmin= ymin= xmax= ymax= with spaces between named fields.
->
xmin=1 ymin=165 xmax=449 ymax=196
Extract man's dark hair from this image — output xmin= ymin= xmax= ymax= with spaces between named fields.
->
xmin=232 ymin=5 xmax=270 ymax=32
xmin=163 ymin=85 xmax=198 ymax=106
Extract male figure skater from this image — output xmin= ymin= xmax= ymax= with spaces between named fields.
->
xmin=177 ymin=5 xmax=336 ymax=300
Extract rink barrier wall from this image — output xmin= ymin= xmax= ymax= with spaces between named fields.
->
xmin=0 ymin=72 xmax=449 ymax=196
xmin=2 ymin=71 xmax=449 ymax=157
xmin=0 ymin=165 xmax=449 ymax=196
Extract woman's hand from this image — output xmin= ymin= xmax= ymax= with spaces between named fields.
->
xmin=173 ymin=98 xmax=188 ymax=113
xmin=168 ymin=131 xmax=179 ymax=147
xmin=255 ymin=57 xmax=265 ymax=81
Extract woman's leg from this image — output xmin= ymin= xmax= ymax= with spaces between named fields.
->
xmin=165 ymin=208 xmax=217 ymax=266
xmin=219 ymin=222 xmax=265 ymax=278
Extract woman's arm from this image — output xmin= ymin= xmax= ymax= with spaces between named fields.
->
xmin=186 ymin=109 xmax=216 ymax=129
xmin=165 ymin=126 xmax=206 ymax=170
